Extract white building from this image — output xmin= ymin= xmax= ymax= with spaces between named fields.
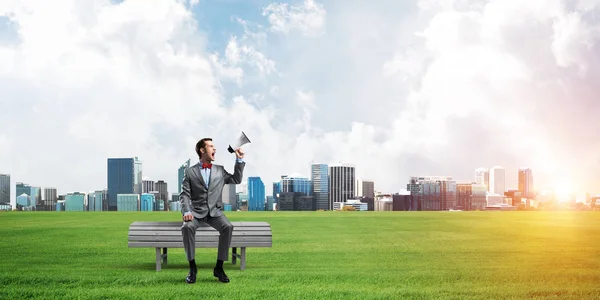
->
xmin=489 ymin=166 xmax=505 ymax=195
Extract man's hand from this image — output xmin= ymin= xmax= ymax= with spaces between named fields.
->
xmin=183 ymin=213 xmax=193 ymax=222
xmin=235 ymin=147 xmax=245 ymax=159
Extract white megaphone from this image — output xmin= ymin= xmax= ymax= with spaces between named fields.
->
xmin=228 ymin=131 xmax=251 ymax=153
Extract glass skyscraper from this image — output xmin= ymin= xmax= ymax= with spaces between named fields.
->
xmin=311 ymin=164 xmax=329 ymax=210
xmin=272 ymin=181 xmax=281 ymax=203
xmin=65 ymin=193 xmax=85 ymax=211
xmin=0 ymin=174 xmax=10 ymax=205
xmin=107 ymin=157 xmax=142 ymax=211
xmin=282 ymin=174 xmax=312 ymax=196
xmin=117 ymin=194 xmax=139 ymax=211
xmin=247 ymin=177 xmax=265 ymax=211
xmin=178 ymin=159 xmax=191 ymax=193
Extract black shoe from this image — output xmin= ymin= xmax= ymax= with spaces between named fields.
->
xmin=186 ymin=269 xmax=197 ymax=284
xmin=213 ymin=267 xmax=230 ymax=283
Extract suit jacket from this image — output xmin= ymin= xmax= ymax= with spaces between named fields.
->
xmin=180 ymin=161 xmax=245 ymax=219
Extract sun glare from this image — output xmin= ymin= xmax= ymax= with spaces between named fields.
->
xmin=554 ymin=181 xmax=573 ymax=203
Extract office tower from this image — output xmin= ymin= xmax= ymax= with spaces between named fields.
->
xmin=475 ymin=168 xmax=490 ymax=191
xmin=272 ymin=181 xmax=281 ymax=203
xmin=142 ymin=177 xmax=155 ymax=194
xmin=248 ymin=177 xmax=265 ymax=211
xmin=0 ymin=174 xmax=9 ymax=204
xmin=117 ymin=194 xmax=140 ymax=211
xmin=42 ymin=188 xmax=58 ymax=211
xmin=311 ymin=164 xmax=329 ymax=210
xmin=222 ymin=184 xmax=237 ymax=211
xmin=178 ymin=159 xmax=191 ymax=193
xmin=107 ymin=157 xmax=142 ymax=211
xmin=30 ymin=186 xmax=41 ymax=206
xmin=456 ymin=183 xmax=487 ymax=211
xmin=355 ymin=178 xmax=375 ymax=198
xmin=518 ymin=168 xmax=534 ymax=198
xmin=281 ymin=173 xmax=312 ymax=195
xmin=15 ymin=182 xmax=40 ymax=207
xmin=65 ymin=192 xmax=85 ymax=211
xmin=407 ymin=176 xmax=456 ymax=211
xmin=266 ymin=196 xmax=274 ymax=211
xmin=329 ymin=162 xmax=355 ymax=208
xmin=155 ymin=180 xmax=168 ymax=211
xmin=91 ymin=190 xmax=105 ymax=211
xmin=489 ymin=166 xmax=506 ymax=195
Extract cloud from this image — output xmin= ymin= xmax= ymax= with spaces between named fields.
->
xmin=1 ymin=0 xmax=600 ymax=208
xmin=262 ymin=0 xmax=326 ymax=37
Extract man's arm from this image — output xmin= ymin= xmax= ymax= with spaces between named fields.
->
xmin=180 ymin=167 xmax=193 ymax=217
xmin=224 ymin=158 xmax=245 ymax=184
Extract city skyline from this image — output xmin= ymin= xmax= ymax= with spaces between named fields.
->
xmin=3 ymin=157 xmax=591 ymax=209
xmin=1 ymin=0 xmax=599 ymax=204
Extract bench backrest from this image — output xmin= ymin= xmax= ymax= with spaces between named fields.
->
xmin=128 ymin=221 xmax=272 ymax=248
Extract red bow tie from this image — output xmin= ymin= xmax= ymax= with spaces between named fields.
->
xmin=202 ymin=163 xmax=212 ymax=169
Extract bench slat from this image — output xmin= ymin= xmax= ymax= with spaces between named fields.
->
xmin=130 ymin=236 xmax=232 ymax=242
xmin=130 ymin=221 xmax=270 ymax=227
xmin=128 ymin=236 xmax=272 ymax=243
xmin=129 ymin=226 xmax=272 ymax=232
xmin=128 ymin=241 xmax=272 ymax=248
xmin=128 ymin=230 xmax=272 ymax=236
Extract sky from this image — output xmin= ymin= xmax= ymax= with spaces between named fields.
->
xmin=1 ymin=0 xmax=599 ymax=206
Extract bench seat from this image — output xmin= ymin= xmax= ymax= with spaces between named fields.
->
xmin=128 ymin=221 xmax=272 ymax=271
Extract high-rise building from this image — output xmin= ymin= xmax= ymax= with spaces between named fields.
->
xmin=247 ymin=177 xmax=265 ymax=211
xmin=457 ymin=183 xmax=487 ymax=211
xmin=329 ymin=162 xmax=355 ymax=207
xmin=30 ymin=186 xmax=41 ymax=206
xmin=155 ymin=180 xmax=168 ymax=211
xmin=355 ymin=178 xmax=375 ymax=199
xmin=311 ymin=163 xmax=329 ymax=210
xmin=90 ymin=190 xmax=105 ymax=211
xmin=518 ymin=168 xmax=534 ymax=198
xmin=41 ymin=188 xmax=58 ymax=211
xmin=107 ymin=157 xmax=142 ymax=211
xmin=117 ymin=194 xmax=140 ymax=211
xmin=489 ymin=166 xmax=505 ymax=195
xmin=142 ymin=177 xmax=155 ymax=194
xmin=65 ymin=192 xmax=85 ymax=211
xmin=178 ymin=159 xmax=191 ymax=193
xmin=16 ymin=182 xmax=40 ymax=207
xmin=475 ymin=168 xmax=490 ymax=191
xmin=272 ymin=181 xmax=281 ymax=203
xmin=222 ymin=184 xmax=237 ymax=211
xmin=407 ymin=176 xmax=456 ymax=211
xmin=0 ymin=174 xmax=10 ymax=204
xmin=281 ymin=173 xmax=312 ymax=196
xmin=134 ymin=158 xmax=142 ymax=195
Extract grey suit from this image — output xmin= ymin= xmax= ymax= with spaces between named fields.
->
xmin=180 ymin=160 xmax=245 ymax=261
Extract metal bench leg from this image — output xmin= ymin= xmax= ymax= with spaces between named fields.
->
xmin=232 ymin=247 xmax=237 ymax=265
xmin=162 ymin=248 xmax=168 ymax=265
xmin=240 ymin=247 xmax=246 ymax=270
xmin=155 ymin=247 xmax=161 ymax=271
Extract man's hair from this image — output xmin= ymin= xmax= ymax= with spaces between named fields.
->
xmin=195 ymin=138 xmax=213 ymax=157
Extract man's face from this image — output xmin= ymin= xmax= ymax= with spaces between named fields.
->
xmin=202 ymin=140 xmax=216 ymax=161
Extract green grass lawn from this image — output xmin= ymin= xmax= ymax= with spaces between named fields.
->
xmin=1 ymin=211 xmax=599 ymax=299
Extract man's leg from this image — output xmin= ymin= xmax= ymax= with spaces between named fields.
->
xmin=181 ymin=218 xmax=201 ymax=283
xmin=206 ymin=214 xmax=234 ymax=283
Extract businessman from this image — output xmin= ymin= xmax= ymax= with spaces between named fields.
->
xmin=180 ymin=137 xmax=245 ymax=284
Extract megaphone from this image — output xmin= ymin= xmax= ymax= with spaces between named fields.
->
xmin=228 ymin=131 xmax=251 ymax=153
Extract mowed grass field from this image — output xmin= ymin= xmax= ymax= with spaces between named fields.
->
xmin=1 ymin=211 xmax=599 ymax=299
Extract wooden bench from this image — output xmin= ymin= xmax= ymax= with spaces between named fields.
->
xmin=128 ymin=221 xmax=272 ymax=271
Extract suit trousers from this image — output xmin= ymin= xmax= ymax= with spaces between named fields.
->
xmin=181 ymin=214 xmax=234 ymax=262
